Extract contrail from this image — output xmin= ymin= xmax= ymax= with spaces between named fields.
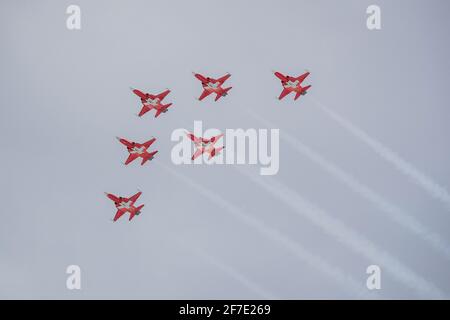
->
xmin=310 ymin=96 xmax=450 ymax=212
xmin=157 ymin=163 xmax=377 ymax=299
xmin=248 ymin=111 xmax=450 ymax=261
xmin=239 ymin=168 xmax=446 ymax=299
xmin=174 ymin=239 xmax=277 ymax=299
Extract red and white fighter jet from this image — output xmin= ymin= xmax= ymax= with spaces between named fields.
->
xmin=186 ymin=132 xmax=224 ymax=160
xmin=131 ymin=88 xmax=173 ymax=118
xmin=274 ymin=71 xmax=311 ymax=100
xmin=105 ymin=191 xmax=144 ymax=222
xmin=193 ymin=72 xmax=232 ymax=102
xmin=116 ymin=137 xmax=158 ymax=165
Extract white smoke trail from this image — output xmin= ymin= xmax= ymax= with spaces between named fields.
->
xmin=157 ymin=163 xmax=377 ymax=299
xmin=310 ymin=97 xmax=450 ymax=212
xmin=174 ymin=240 xmax=277 ymax=299
xmin=239 ymin=168 xmax=446 ymax=299
xmin=248 ymin=111 xmax=450 ymax=261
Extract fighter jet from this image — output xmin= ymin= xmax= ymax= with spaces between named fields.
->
xmin=131 ymin=88 xmax=173 ymax=117
xmin=193 ymin=72 xmax=232 ymax=102
xmin=116 ymin=137 xmax=158 ymax=165
xmin=105 ymin=191 xmax=144 ymax=222
xmin=187 ymin=132 xmax=224 ymax=160
xmin=274 ymin=71 xmax=311 ymax=100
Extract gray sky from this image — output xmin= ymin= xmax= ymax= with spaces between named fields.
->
xmin=0 ymin=0 xmax=449 ymax=299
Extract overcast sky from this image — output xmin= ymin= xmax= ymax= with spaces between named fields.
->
xmin=0 ymin=0 xmax=449 ymax=299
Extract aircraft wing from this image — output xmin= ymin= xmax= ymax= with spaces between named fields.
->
xmin=138 ymin=105 xmax=151 ymax=117
xmin=296 ymin=72 xmax=310 ymax=84
xmin=278 ymin=88 xmax=291 ymax=100
xmin=274 ymin=72 xmax=287 ymax=82
xmin=207 ymin=146 xmax=224 ymax=160
xmin=210 ymin=134 xmax=224 ymax=145
xmin=194 ymin=73 xmax=207 ymax=83
xmin=113 ymin=210 xmax=126 ymax=222
xmin=142 ymin=138 xmax=156 ymax=148
xmin=191 ymin=148 xmax=204 ymax=160
xmin=217 ymin=73 xmax=231 ymax=84
xmin=156 ymin=89 xmax=170 ymax=101
xmin=106 ymin=193 xmax=120 ymax=202
xmin=125 ymin=153 xmax=139 ymax=165
xmin=117 ymin=137 xmax=132 ymax=147
xmin=198 ymin=89 xmax=212 ymax=101
xmin=214 ymin=93 xmax=223 ymax=101
xmin=187 ymin=132 xmax=209 ymax=145
xmin=129 ymin=191 xmax=142 ymax=205
xmin=132 ymin=89 xmax=147 ymax=99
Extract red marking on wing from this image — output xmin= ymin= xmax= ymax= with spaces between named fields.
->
xmin=296 ymin=72 xmax=310 ymax=84
xmin=106 ymin=193 xmax=119 ymax=202
xmin=194 ymin=73 xmax=207 ymax=82
xmin=113 ymin=210 xmax=126 ymax=222
xmin=142 ymin=138 xmax=156 ymax=148
xmin=278 ymin=88 xmax=291 ymax=100
xmin=138 ymin=105 xmax=151 ymax=117
xmin=124 ymin=153 xmax=139 ymax=165
xmin=156 ymin=89 xmax=170 ymax=101
xmin=118 ymin=138 xmax=132 ymax=147
xmin=210 ymin=134 xmax=224 ymax=145
xmin=198 ymin=89 xmax=212 ymax=101
xmin=217 ymin=73 xmax=231 ymax=84
xmin=191 ymin=148 xmax=204 ymax=160
xmin=274 ymin=72 xmax=287 ymax=82
xmin=129 ymin=191 xmax=142 ymax=205
xmin=132 ymin=89 xmax=147 ymax=99
xmin=208 ymin=146 xmax=224 ymax=160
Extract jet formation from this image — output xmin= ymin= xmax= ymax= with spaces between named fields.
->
xmin=107 ymin=70 xmax=311 ymax=221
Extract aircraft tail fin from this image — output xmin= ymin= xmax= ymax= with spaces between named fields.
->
xmin=129 ymin=204 xmax=144 ymax=221
xmin=154 ymin=104 xmax=171 ymax=118
xmin=136 ymin=204 xmax=144 ymax=214
xmin=141 ymin=151 xmax=158 ymax=165
xmin=295 ymin=86 xmax=312 ymax=100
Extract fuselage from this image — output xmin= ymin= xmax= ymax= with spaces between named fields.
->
xmin=129 ymin=145 xmax=147 ymax=155
xmin=127 ymin=144 xmax=153 ymax=160
xmin=115 ymin=200 xmax=141 ymax=215
xmin=283 ymin=79 xmax=304 ymax=93
xmin=143 ymin=97 xmax=161 ymax=107
xmin=203 ymin=81 xmax=227 ymax=95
